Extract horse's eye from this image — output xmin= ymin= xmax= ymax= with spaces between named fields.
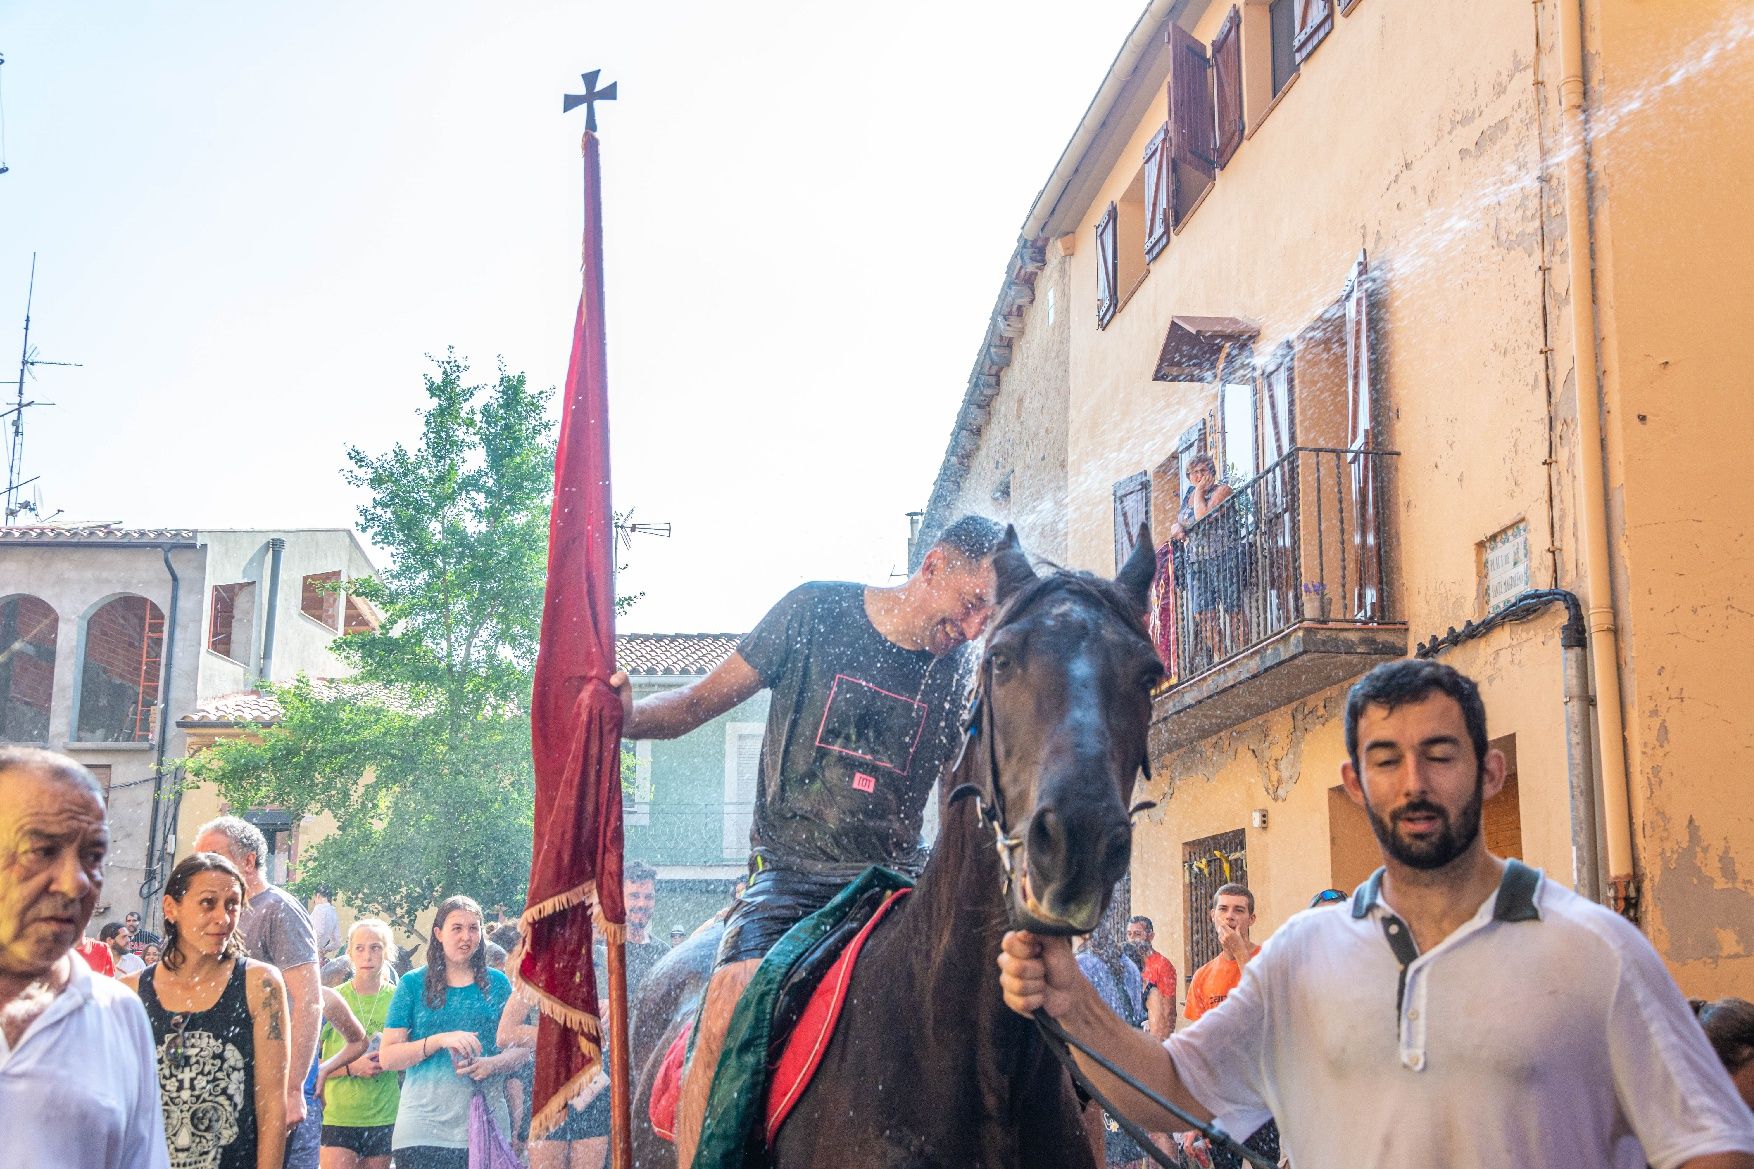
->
xmin=1140 ymin=667 xmax=1164 ymax=694
xmin=989 ymin=651 xmax=1012 ymax=673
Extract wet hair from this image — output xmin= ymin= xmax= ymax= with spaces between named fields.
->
xmin=424 ymin=895 xmax=489 ymax=1009
xmin=1128 ymin=915 xmax=1155 ymax=934
xmin=625 ymin=859 xmax=657 ymax=886
xmin=313 ymin=885 xmax=334 ymax=901
xmin=1212 ymin=883 xmax=1255 ymax=914
xmin=161 ymin=852 xmax=249 ymax=973
xmin=1694 ymin=998 xmax=1754 ymax=1074
xmin=194 ymin=815 xmax=270 ymax=874
xmin=1345 ymin=659 xmax=1489 ymax=773
xmin=488 ymin=922 xmax=521 ymax=954
xmin=0 ymin=746 xmax=105 ymax=803
xmin=99 ymin=921 xmax=127 ymax=942
xmin=933 ymin=515 xmax=1007 ymax=564
xmin=349 ymin=917 xmax=396 ymax=955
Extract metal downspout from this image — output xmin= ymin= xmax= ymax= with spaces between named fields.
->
xmin=139 ymin=545 xmax=183 ymax=917
xmin=1555 ymin=0 xmax=1638 ymax=917
xmin=260 ymin=537 xmax=285 ymax=682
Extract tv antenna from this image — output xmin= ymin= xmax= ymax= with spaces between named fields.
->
xmin=613 ymin=510 xmax=672 ymax=554
xmin=4 ymin=254 xmax=82 ymax=524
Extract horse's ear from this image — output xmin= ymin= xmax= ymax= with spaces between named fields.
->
xmin=1116 ymin=523 xmax=1156 ymax=615
xmin=991 ymin=525 xmax=1037 ymax=605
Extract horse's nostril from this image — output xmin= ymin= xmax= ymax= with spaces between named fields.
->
xmin=1027 ymin=807 xmax=1064 ymax=859
xmin=1100 ymin=824 xmax=1133 ymax=883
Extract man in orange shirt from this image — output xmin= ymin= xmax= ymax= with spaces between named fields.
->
xmin=1184 ymin=883 xmax=1260 ymax=1022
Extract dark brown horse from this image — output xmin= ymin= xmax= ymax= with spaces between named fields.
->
xmin=633 ymin=529 xmax=1162 ymax=1169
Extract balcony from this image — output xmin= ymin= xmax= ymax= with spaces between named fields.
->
xmin=1149 ymin=446 xmax=1405 ymax=752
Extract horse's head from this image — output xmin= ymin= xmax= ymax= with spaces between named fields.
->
xmin=954 ymin=525 xmax=1162 ymax=936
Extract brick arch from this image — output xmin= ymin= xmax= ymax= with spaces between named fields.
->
xmin=0 ymin=594 xmax=59 ymax=743
xmin=75 ymin=594 xmax=165 ymax=744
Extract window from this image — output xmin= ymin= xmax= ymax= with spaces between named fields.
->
xmin=1220 ymin=380 xmax=1258 ymax=485
xmin=1113 ymin=472 xmax=1151 ymax=572
xmin=1293 ymin=0 xmax=1334 ymax=63
xmin=1167 ymin=23 xmax=1217 ymax=226
xmin=77 ymin=595 xmax=165 ymax=743
xmin=301 ymin=571 xmax=342 ymax=630
xmin=624 ymin=739 xmax=654 ymax=827
xmin=1183 ymin=828 xmax=1248 ymax=982
xmin=1270 ymin=0 xmax=1298 ymax=96
xmin=1095 ymin=203 xmax=1119 ymax=328
xmin=342 ymin=595 xmax=378 ymax=635
xmin=723 ymin=723 xmax=763 ymax=861
xmin=1212 ymin=7 xmax=1245 ymax=168
xmin=208 ymin=582 xmax=255 ymax=663
xmin=0 ymin=594 xmax=58 ymax=743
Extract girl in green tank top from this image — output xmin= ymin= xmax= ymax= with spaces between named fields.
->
xmin=319 ymin=920 xmax=402 ymax=1166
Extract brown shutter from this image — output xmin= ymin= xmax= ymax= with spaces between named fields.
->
xmin=1261 ymin=347 xmax=1295 ymax=467
xmin=1113 ymin=472 xmax=1151 ymax=572
xmin=1212 ymin=7 xmax=1245 ymax=169
xmin=1095 ymin=203 xmax=1119 ymax=328
xmin=1294 ymin=0 xmax=1334 ymax=63
xmin=1343 ymin=251 xmax=1381 ymax=618
xmin=1167 ymin=23 xmax=1216 ymax=225
xmin=1143 ymin=126 xmax=1171 ymax=261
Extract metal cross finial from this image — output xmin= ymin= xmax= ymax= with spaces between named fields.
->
xmin=562 ymin=70 xmax=617 ymax=132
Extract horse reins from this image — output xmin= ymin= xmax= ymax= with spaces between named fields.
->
xmin=946 ymin=575 xmax=1276 ymax=1169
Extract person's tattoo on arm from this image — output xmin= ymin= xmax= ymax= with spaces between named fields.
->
xmin=263 ymin=975 xmax=284 ymax=1040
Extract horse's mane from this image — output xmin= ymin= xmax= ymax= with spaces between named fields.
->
xmin=988 ymin=564 xmax=1150 ymax=642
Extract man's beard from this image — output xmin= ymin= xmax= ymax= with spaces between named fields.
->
xmin=1363 ymin=776 xmax=1485 ymax=870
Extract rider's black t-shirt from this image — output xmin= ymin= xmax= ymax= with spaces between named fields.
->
xmin=736 ymin=582 xmax=972 ymax=876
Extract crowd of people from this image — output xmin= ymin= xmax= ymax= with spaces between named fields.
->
xmin=11 ymin=517 xmax=1754 ymax=1169
xmin=0 ymin=745 xmax=682 ymax=1169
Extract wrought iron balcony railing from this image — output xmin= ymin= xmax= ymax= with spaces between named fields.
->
xmin=1151 ymin=446 xmax=1397 ymax=687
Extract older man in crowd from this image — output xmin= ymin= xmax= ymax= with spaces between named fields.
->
xmin=193 ymin=815 xmax=322 ymax=1169
xmin=0 ymin=747 xmax=169 ymax=1169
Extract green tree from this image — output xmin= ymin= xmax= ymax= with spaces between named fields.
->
xmin=189 ymin=352 xmax=561 ymax=925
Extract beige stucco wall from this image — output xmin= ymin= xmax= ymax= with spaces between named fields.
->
xmin=1010 ymin=0 xmax=1754 ymax=996
xmin=1584 ymin=0 xmax=1754 ymax=995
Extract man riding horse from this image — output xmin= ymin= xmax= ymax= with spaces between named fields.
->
xmin=611 ymin=514 xmax=1008 ymax=1168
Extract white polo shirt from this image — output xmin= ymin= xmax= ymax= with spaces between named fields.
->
xmin=1166 ymin=860 xmax=1754 ymax=1169
xmin=0 ymin=951 xmax=169 ymax=1169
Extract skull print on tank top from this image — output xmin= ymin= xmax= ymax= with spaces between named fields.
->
xmin=140 ymin=959 xmax=259 ymax=1169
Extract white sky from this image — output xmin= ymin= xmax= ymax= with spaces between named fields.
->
xmin=1 ymin=1 xmax=1144 ymax=633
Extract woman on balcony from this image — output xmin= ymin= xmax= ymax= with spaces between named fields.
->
xmin=1169 ymin=453 xmax=1242 ymax=668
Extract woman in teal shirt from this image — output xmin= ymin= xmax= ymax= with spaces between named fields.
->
xmin=377 ymin=897 xmax=521 ymax=1169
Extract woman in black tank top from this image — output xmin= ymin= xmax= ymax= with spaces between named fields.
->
xmin=123 ymin=852 xmax=291 ymax=1169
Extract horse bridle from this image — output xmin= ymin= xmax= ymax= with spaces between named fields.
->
xmin=944 ymin=575 xmax=1276 ymax=1169
xmin=945 ymin=576 xmax=1157 ymax=908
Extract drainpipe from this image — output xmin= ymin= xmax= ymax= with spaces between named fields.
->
xmin=138 ymin=545 xmax=183 ymax=916
xmin=1416 ymin=590 xmax=1598 ymax=899
xmin=259 ymin=537 xmax=285 ymax=683
xmin=1555 ymin=0 xmax=1637 ymax=918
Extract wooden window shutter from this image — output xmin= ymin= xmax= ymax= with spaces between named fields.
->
xmin=1167 ymin=23 xmax=1216 ymax=226
xmin=1261 ymin=346 xmax=1296 ymax=467
xmin=1294 ymin=0 xmax=1334 ymax=63
xmin=1212 ymin=7 xmax=1245 ymax=169
xmin=1143 ymin=126 xmax=1172 ymax=261
xmin=1113 ymin=472 xmax=1152 ymax=571
xmin=1344 ymin=250 xmax=1382 ymax=618
xmin=1095 ymin=203 xmax=1119 ymax=328
xmin=1345 ymin=251 xmax=1372 ymax=452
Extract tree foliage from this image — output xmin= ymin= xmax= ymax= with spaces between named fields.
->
xmin=189 ymin=353 xmax=559 ymax=926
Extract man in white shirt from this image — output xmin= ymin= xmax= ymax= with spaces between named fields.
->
xmin=999 ymin=659 xmax=1754 ymax=1169
xmin=309 ymin=886 xmax=341 ymax=964
xmin=0 ymin=747 xmax=169 ymax=1169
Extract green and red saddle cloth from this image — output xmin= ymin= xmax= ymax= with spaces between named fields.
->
xmin=649 ymin=867 xmax=913 ymax=1167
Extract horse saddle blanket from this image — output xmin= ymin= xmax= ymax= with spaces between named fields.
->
xmin=648 ymin=868 xmax=912 ymax=1163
